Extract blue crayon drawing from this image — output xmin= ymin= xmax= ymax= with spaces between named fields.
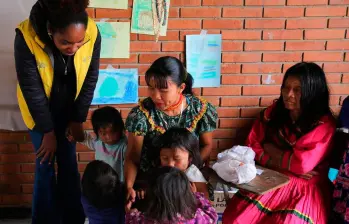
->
xmin=92 ymin=68 xmax=138 ymax=105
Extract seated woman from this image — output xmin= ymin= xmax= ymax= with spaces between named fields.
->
xmin=124 ymin=56 xmax=217 ymax=206
xmin=223 ymin=62 xmax=336 ymax=224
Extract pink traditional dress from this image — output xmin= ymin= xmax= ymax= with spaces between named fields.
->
xmin=223 ymin=103 xmax=336 ymax=224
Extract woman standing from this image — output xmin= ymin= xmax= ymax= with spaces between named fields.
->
xmin=124 ymin=56 xmax=217 ymax=206
xmin=14 ymin=0 xmax=101 ymax=223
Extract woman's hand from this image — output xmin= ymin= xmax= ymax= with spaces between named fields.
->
xmin=67 ymin=122 xmax=84 ymax=142
xmin=190 ymin=182 xmax=197 ymax=193
xmin=125 ymin=187 xmax=136 ymax=212
xmin=36 ymin=131 xmax=56 ymax=164
xmin=136 ymin=189 xmax=146 ymax=200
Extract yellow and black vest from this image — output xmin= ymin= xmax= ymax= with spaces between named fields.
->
xmin=17 ymin=18 xmax=98 ymax=130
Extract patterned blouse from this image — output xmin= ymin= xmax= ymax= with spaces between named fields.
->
xmin=125 ymin=192 xmax=218 ymax=224
xmin=125 ymin=95 xmax=217 ymax=173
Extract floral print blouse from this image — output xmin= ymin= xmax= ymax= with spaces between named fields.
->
xmin=125 ymin=95 xmax=217 ymax=173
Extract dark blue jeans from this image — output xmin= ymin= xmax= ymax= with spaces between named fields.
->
xmin=30 ymin=130 xmax=85 ymax=224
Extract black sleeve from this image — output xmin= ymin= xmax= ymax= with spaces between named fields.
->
xmin=14 ymin=30 xmax=54 ymax=133
xmin=71 ymin=29 xmax=101 ymax=123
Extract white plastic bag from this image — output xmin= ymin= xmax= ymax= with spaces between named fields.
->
xmin=185 ymin=164 xmax=207 ymax=183
xmin=212 ymin=145 xmax=257 ymax=184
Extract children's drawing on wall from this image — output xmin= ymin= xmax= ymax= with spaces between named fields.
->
xmin=131 ymin=0 xmax=170 ymax=41
xmin=186 ymin=34 xmax=222 ymax=87
xmin=92 ymin=68 xmax=138 ymax=105
xmin=96 ymin=21 xmax=130 ymax=58
xmin=89 ymin=0 xmax=128 ymax=9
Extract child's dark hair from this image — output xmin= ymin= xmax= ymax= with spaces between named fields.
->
xmin=145 ymin=56 xmax=194 ymax=95
xmin=38 ymin=0 xmax=89 ymax=33
xmin=142 ymin=166 xmax=197 ymax=222
xmin=91 ymin=106 xmax=125 ymax=138
xmin=152 ymin=127 xmax=202 ymax=168
xmin=81 ymin=160 xmax=121 ymax=209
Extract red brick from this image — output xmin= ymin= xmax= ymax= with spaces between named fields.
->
xmin=213 ymin=129 xmax=237 ymax=139
xmin=204 ymin=97 xmax=220 ymax=106
xmin=193 ymin=88 xmax=202 ymax=96
xmin=130 ymin=33 xmax=137 ymax=41
xmin=261 ymin=97 xmax=279 ymax=106
xmin=202 ymin=86 xmax=241 ymax=96
xmin=0 ymin=154 xmax=35 ymax=163
xmin=343 ymin=74 xmax=349 ymax=83
xmin=327 ymin=40 xmax=349 ymax=50
xmin=263 ymin=30 xmax=302 ymax=40
xmin=222 ymin=75 xmax=261 ymax=85
xmin=221 ymin=64 xmax=241 ymax=74
xmin=1 ymin=174 xmax=34 ymax=183
xmin=329 ymin=18 xmax=349 ymax=28
xmin=326 ymin=74 xmax=342 ymax=83
xmin=169 ymin=8 xmax=179 ymax=18
xmin=0 ymin=132 xmax=30 ymax=143
xmin=161 ymin=42 xmax=185 ymax=52
xmin=243 ymin=86 xmax=280 ymax=95
xmin=305 ymin=30 xmax=345 ymax=40
xmin=221 ymin=97 xmax=260 ymax=107
xmin=139 ymin=31 xmax=179 ymax=41
xmin=222 ymin=42 xmax=243 ymax=51
xmin=216 ymin=108 xmax=240 ymax=118
xmin=330 ymin=95 xmax=341 ymax=105
xmin=304 ymin=52 xmax=343 ymax=62
xmin=245 ymin=19 xmax=285 ymax=29
xmin=305 ymin=6 xmax=347 ymax=16
xmin=19 ymin=143 xmax=34 ymax=153
xmin=222 ymin=30 xmax=261 ymax=40
xmin=245 ymin=0 xmax=285 ymax=5
xmin=203 ymin=19 xmax=243 ymax=29
xmin=329 ymin=84 xmax=349 ymax=94
xmin=242 ymin=64 xmax=282 ymax=73
xmin=245 ymin=41 xmax=284 ymax=51
xmin=79 ymin=152 xmax=95 ymax=162
xmin=263 ymin=52 xmax=302 ymax=62
xmin=203 ymin=0 xmax=243 ymax=5
xmin=331 ymin=106 xmax=342 ymax=115
xmin=241 ymin=108 xmax=263 ymax=118
xmin=219 ymin=119 xmax=254 ymax=128
xmin=0 ymin=144 xmax=18 ymax=153
xmin=95 ymin=9 xmax=132 ymax=18
xmin=83 ymin=120 xmax=93 ymax=130
xmin=180 ymin=30 xmax=220 ymax=41
xmin=1 ymin=195 xmax=21 ymax=205
xmin=139 ymin=53 xmax=179 ymax=63
xmin=223 ymin=8 xmax=262 ymax=17
xmin=286 ymin=18 xmax=327 ymax=29
xmin=261 ymin=74 xmax=283 ymax=84
xmin=330 ymin=0 xmax=349 ymax=4
xmin=167 ymin=20 xmax=201 ymax=29
xmin=286 ymin=41 xmax=325 ymax=51
xmin=130 ymin=42 xmax=160 ymax=52
xmin=21 ymin=164 xmax=35 ymax=173
xmin=218 ymin=139 xmax=235 ymax=150
xmin=223 ymin=53 xmax=261 ymax=62
xmin=101 ymin=54 xmax=138 ymax=64
xmin=78 ymin=163 xmax=88 ymax=172
xmin=139 ymin=87 xmax=149 ymax=97
xmin=181 ymin=8 xmax=221 ymax=18
xmin=0 ymin=184 xmax=21 ymax=194
xmin=22 ymin=184 xmax=34 ymax=194
xmin=0 ymin=164 xmax=20 ymax=174
xmin=172 ymin=0 xmax=201 ymax=6
xmin=86 ymin=8 xmax=95 ymax=18
xmin=264 ymin=7 xmax=304 ymax=17
xmin=287 ymin=0 xmax=327 ymax=5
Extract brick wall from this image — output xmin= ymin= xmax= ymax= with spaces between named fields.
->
xmin=1 ymin=0 xmax=349 ymax=207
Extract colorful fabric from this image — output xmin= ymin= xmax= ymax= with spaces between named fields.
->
xmin=126 ymin=95 xmax=217 ymax=173
xmin=81 ymin=131 xmax=127 ymax=182
xmin=125 ymin=192 xmax=218 ymax=224
xmin=223 ymin=102 xmax=336 ymax=224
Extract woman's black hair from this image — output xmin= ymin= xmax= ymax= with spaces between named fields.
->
xmin=91 ymin=106 xmax=125 ymax=138
xmin=142 ymin=166 xmax=197 ymax=222
xmin=145 ymin=56 xmax=194 ymax=95
xmin=268 ymin=62 xmax=332 ymax=133
xmin=38 ymin=0 xmax=89 ymax=33
xmin=81 ymin=160 xmax=121 ymax=209
xmin=152 ymin=127 xmax=202 ymax=168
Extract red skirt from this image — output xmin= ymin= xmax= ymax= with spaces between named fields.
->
xmin=222 ymin=173 xmax=331 ymax=224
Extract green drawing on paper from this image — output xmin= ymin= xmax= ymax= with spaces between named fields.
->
xmin=96 ymin=22 xmax=130 ymax=58
xmin=131 ymin=0 xmax=170 ymax=36
xmin=89 ymin=0 xmax=128 ymax=9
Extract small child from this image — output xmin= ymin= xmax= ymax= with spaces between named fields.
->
xmin=74 ymin=106 xmax=127 ymax=182
xmin=152 ymin=127 xmax=210 ymax=198
xmin=126 ymin=166 xmax=218 ymax=224
xmin=81 ymin=160 xmax=125 ymax=224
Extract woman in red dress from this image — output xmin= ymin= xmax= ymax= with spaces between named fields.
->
xmin=223 ymin=62 xmax=336 ymax=224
